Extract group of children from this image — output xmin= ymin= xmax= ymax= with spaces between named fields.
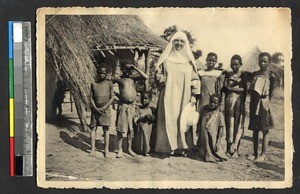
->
xmin=90 ymin=60 xmax=153 ymax=158
xmin=90 ymin=51 xmax=277 ymax=163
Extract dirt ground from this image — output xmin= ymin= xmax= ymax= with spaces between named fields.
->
xmin=45 ymin=96 xmax=285 ymax=182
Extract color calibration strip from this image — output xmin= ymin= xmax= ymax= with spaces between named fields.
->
xmin=9 ymin=21 xmax=33 ymax=177
xmin=9 ymin=21 xmax=15 ymax=176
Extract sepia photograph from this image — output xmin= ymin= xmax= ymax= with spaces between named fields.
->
xmin=36 ymin=7 xmax=292 ymax=188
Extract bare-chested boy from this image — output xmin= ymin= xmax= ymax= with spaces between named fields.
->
xmin=113 ymin=59 xmax=148 ymax=158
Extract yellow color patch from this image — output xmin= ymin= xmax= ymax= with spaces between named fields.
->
xmin=9 ymin=98 xmax=14 ymax=137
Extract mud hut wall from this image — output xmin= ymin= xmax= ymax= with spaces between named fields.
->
xmin=46 ymin=61 xmax=59 ymax=121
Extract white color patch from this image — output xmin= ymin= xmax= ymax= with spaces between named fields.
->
xmin=13 ymin=22 xmax=22 ymax=43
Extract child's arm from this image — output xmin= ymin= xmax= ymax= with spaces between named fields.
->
xmin=135 ymin=114 xmax=148 ymax=123
xmin=99 ymin=82 xmax=115 ymax=111
xmin=225 ymin=74 xmax=245 ymax=93
xmin=269 ymin=71 xmax=276 ymax=99
xmin=111 ymin=76 xmax=121 ymax=84
xmin=215 ymin=126 xmax=224 ymax=151
xmin=90 ymin=84 xmax=101 ymax=114
xmin=215 ymin=113 xmax=225 ymax=151
xmin=130 ymin=65 xmax=148 ymax=80
xmin=222 ymin=73 xmax=229 ymax=93
xmin=136 ymin=107 xmax=156 ymax=124
xmin=156 ymin=65 xmax=166 ymax=90
xmin=241 ymin=72 xmax=248 ymax=94
xmin=244 ymin=72 xmax=253 ymax=94
xmin=191 ymin=70 xmax=201 ymax=97
xmin=227 ymin=87 xmax=244 ymax=93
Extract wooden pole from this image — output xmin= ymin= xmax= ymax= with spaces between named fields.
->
xmin=74 ymin=99 xmax=89 ymax=132
xmin=145 ymin=49 xmax=151 ymax=91
xmin=70 ymin=93 xmax=73 ymax=112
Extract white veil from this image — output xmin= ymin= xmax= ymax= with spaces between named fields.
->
xmin=156 ymin=31 xmax=196 ymax=70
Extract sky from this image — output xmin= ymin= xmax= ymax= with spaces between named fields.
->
xmin=137 ymin=8 xmax=291 ymax=67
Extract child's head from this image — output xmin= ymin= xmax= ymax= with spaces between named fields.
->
xmin=97 ymin=63 xmax=109 ymax=81
xmin=141 ymin=91 xmax=152 ymax=107
xmin=272 ymin=52 xmax=284 ymax=65
xmin=206 ymin=52 xmax=218 ymax=70
xmin=230 ymin=55 xmax=242 ymax=73
xmin=209 ymin=93 xmax=221 ymax=110
xmin=121 ymin=59 xmax=134 ymax=75
xmin=258 ymin=52 xmax=271 ymax=71
xmin=193 ymin=50 xmax=202 ymax=60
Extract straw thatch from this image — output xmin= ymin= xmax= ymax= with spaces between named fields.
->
xmin=46 ymin=15 xmax=166 ymax=131
xmin=240 ymin=46 xmax=261 ymax=73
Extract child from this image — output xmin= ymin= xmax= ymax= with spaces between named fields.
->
xmin=113 ymin=59 xmax=148 ymax=158
xmin=90 ymin=63 xmax=115 ymax=158
xmin=133 ymin=91 xmax=155 ymax=156
xmin=52 ymin=80 xmax=66 ymax=118
xmin=223 ymin=55 xmax=247 ymax=157
xmin=197 ymin=52 xmax=224 ymax=111
xmin=197 ymin=93 xmax=228 ymax=162
xmin=248 ymin=52 xmax=275 ymax=162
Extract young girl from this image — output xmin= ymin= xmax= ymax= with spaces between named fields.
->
xmin=223 ymin=55 xmax=247 ymax=157
xmin=133 ymin=91 xmax=155 ymax=156
xmin=197 ymin=52 xmax=224 ymax=111
xmin=248 ymin=52 xmax=275 ymax=162
xmin=90 ymin=63 xmax=115 ymax=158
xmin=197 ymin=93 xmax=228 ymax=162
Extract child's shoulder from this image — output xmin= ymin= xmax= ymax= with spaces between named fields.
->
xmin=105 ymin=79 xmax=113 ymax=84
xmin=239 ymin=71 xmax=249 ymax=80
xmin=198 ymin=69 xmax=222 ymax=77
xmin=91 ymin=81 xmax=97 ymax=87
xmin=224 ymin=71 xmax=234 ymax=78
xmin=217 ymin=110 xmax=224 ymax=117
xmin=93 ymin=80 xmax=113 ymax=85
xmin=253 ymin=69 xmax=274 ymax=80
xmin=138 ymin=105 xmax=153 ymax=110
xmin=251 ymin=70 xmax=264 ymax=77
xmin=266 ymin=68 xmax=277 ymax=77
xmin=120 ymin=75 xmax=134 ymax=79
xmin=200 ymin=105 xmax=211 ymax=115
xmin=102 ymin=80 xmax=113 ymax=88
xmin=150 ymin=106 xmax=156 ymax=114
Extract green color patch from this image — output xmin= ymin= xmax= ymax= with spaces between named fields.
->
xmin=9 ymin=58 xmax=14 ymax=98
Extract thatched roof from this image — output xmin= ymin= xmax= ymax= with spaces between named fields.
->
xmin=83 ymin=15 xmax=167 ymax=49
xmin=240 ymin=46 xmax=261 ymax=72
xmin=47 ymin=15 xmax=167 ymax=50
xmin=46 ymin=15 xmax=166 ymax=130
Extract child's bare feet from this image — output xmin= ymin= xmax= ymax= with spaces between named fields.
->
xmin=90 ymin=150 xmax=96 ymax=157
xmin=247 ymin=155 xmax=257 ymax=161
xmin=225 ymin=152 xmax=232 ymax=158
xmin=231 ymin=151 xmax=239 ymax=158
xmin=104 ymin=149 xmax=109 ymax=158
xmin=116 ymin=150 xmax=123 ymax=158
xmin=255 ymin=154 xmax=266 ymax=163
xmin=230 ymin=146 xmax=236 ymax=155
xmin=128 ymin=149 xmax=137 ymax=157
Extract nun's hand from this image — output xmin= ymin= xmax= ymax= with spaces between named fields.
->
xmin=190 ymin=96 xmax=196 ymax=104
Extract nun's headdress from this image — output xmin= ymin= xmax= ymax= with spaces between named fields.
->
xmin=156 ymin=31 xmax=196 ymax=70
